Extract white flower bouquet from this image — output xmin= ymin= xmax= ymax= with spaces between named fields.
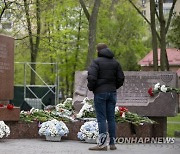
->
xmin=52 ymin=98 xmax=76 ymax=122
xmin=0 ymin=121 xmax=10 ymax=138
xmin=76 ymin=98 xmax=96 ymax=119
xmin=38 ymin=119 xmax=69 ymax=141
xmin=55 ymin=98 xmax=73 ymax=113
xmin=77 ymin=121 xmax=98 ymax=143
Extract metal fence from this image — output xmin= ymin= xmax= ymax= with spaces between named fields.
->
xmin=14 ymin=62 xmax=59 ymax=109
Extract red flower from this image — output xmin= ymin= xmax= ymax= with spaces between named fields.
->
xmin=118 ymin=106 xmax=128 ymax=117
xmin=120 ymin=111 xmax=124 ymax=117
xmin=7 ymin=104 xmax=14 ymax=110
xmin=119 ymin=106 xmax=128 ymax=112
xmin=0 ymin=104 xmax=4 ymax=107
xmin=148 ymin=87 xmax=154 ymax=96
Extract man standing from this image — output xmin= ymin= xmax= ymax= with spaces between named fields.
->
xmin=87 ymin=43 xmax=125 ymax=151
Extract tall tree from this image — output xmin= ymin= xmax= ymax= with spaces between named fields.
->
xmin=38 ymin=0 xmax=88 ymax=98
xmin=23 ymin=0 xmax=41 ymax=85
xmin=150 ymin=0 xmax=158 ymax=71
xmin=159 ymin=0 xmax=167 ymax=71
xmin=79 ymin=0 xmax=101 ymax=69
xmin=128 ymin=0 xmax=177 ymax=71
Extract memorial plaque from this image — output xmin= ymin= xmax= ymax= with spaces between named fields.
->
xmin=117 ymin=72 xmax=178 ymax=116
xmin=73 ymin=71 xmax=178 ymax=117
xmin=0 ymin=35 xmax=14 ymax=102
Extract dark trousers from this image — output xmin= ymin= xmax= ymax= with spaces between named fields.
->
xmin=94 ymin=92 xmax=117 ymax=145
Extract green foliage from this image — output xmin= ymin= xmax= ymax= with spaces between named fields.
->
xmin=115 ymin=111 xmax=156 ymax=125
xmin=167 ymin=15 xmax=180 ymax=49
xmin=82 ymin=110 xmax=96 ymax=118
xmin=20 ymin=110 xmax=70 ymax=123
xmin=97 ymin=0 xmax=149 ymax=71
xmin=11 ymin=0 xmax=150 ymax=97
xmin=167 ymin=114 xmax=180 ymax=137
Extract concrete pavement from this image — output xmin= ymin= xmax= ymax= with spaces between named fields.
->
xmin=0 ymin=138 xmax=180 ymax=154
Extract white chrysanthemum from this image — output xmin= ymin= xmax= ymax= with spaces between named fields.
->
xmin=34 ymin=109 xmax=39 ymax=112
xmin=38 ymin=119 xmax=69 ymax=137
xmin=30 ymin=107 xmax=35 ymax=114
xmin=77 ymin=121 xmax=99 ymax=140
xmin=81 ymin=97 xmax=89 ymax=104
xmin=115 ymin=106 xmax=119 ymax=113
xmin=56 ymin=98 xmax=72 ymax=110
xmin=154 ymin=83 xmax=160 ymax=91
xmin=77 ymin=103 xmax=92 ymax=118
xmin=20 ymin=111 xmax=25 ymax=114
xmin=0 ymin=121 xmax=10 ymax=138
xmin=161 ymin=85 xmax=168 ymax=93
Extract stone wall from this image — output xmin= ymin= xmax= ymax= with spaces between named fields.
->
xmin=5 ymin=121 xmax=155 ymax=140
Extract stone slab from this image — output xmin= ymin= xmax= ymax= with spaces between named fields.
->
xmin=0 ymin=107 xmax=20 ymax=121
xmin=151 ymin=117 xmax=167 ymax=137
xmin=5 ymin=121 xmax=154 ymax=139
xmin=73 ymin=71 xmax=179 ymax=117
xmin=0 ymin=35 xmax=14 ymax=101
xmin=6 ymin=121 xmax=41 ymax=139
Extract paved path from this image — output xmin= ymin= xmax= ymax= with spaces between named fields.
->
xmin=0 ymin=138 xmax=180 ymax=154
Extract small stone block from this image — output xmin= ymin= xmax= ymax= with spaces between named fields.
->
xmin=0 ymin=107 xmax=20 ymax=121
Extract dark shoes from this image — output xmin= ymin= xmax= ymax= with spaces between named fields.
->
xmin=88 ymin=145 xmax=107 ymax=151
xmin=88 ymin=145 xmax=117 ymax=151
xmin=110 ymin=144 xmax=117 ymax=150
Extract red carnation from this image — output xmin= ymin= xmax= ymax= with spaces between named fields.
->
xmin=148 ymin=87 xmax=154 ymax=96
xmin=120 ymin=111 xmax=124 ymax=117
xmin=119 ymin=106 xmax=128 ymax=112
xmin=0 ymin=104 xmax=4 ymax=107
xmin=7 ymin=104 xmax=14 ymax=110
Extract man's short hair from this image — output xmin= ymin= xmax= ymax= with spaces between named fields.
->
xmin=96 ymin=43 xmax=108 ymax=52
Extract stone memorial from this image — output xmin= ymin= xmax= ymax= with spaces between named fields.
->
xmin=0 ymin=34 xmax=20 ymax=121
xmin=73 ymin=71 xmax=179 ymax=137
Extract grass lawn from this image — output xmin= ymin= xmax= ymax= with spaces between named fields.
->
xmin=167 ymin=113 xmax=180 ymax=137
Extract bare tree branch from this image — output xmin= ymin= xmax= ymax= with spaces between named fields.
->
xmin=79 ymin=0 xmax=90 ymax=21
xmin=165 ymin=0 xmax=177 ymax=34
xmin=0 ymin=0 xmax=12 ymax=23
xmin=128 ymin=0 xmax=161 ymax=42
xmin=15 ymin=35 xmax=30 ymax=40
xmin=85 ymin=0 xmax=101 ymax=68
xmin=155 ymin=8 xmax=160 ymax=22
xmin=128 ymin=0 xmax=151 ymax=25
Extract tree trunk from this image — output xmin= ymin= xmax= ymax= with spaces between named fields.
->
xmin=79 ymin=0 xmax=90 ymax=21
xmin=64 ymin=41 xmax=69 ymax=97
xmin=150 ymin=0 xmax=158 ymax=71
xmin=24 ymin=0 xmax=41 ymax=85
xmin=30 ymin=54 xmax=37 ymax=85
xmin=85 ymin=0 xmax=101 ymax=69
xmin=71 ymin=9 xmax=82 ymax=97
xmin=159 ymin=0 xmax=167 ymax=71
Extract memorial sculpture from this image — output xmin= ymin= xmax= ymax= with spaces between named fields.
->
xmin=0 ymin=34 xmax=20 ymax=121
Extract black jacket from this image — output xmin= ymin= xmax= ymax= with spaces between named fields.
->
xmin=87 ymin=48 xmax=125 ymax=94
